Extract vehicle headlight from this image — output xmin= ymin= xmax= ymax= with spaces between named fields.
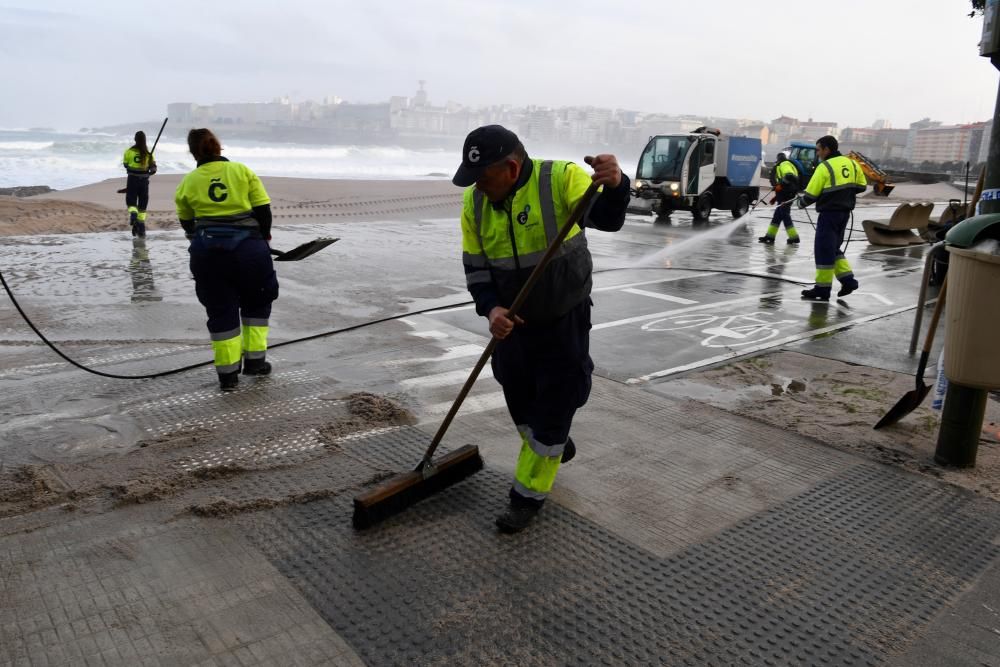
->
xmin=634 ymin=179 xmax=643 ymax=189
xmin=669 ymin=182 xmax=679 ymax=191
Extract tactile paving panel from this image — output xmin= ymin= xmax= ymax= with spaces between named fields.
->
xmin=240 ymin=427 xmax=1000 ymax=666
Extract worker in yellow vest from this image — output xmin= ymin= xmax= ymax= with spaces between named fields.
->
xmin=453 ymin=125 xmax=630 ymax=533
xmin=175 ymin=129 xmax=277 ymax=391
xmin=122 ymin=131 xmax=157 ymax=237
xmin=759 ymin=153 xmax=800 ymax=245
xmin=798 ymin=135 xmax=867 ymax=301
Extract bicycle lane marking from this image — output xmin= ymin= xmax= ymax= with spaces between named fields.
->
xmin=625 ymin=304 xmax=916 ymax=384
xmin=592 ymin=263 xmax=914 ymax=332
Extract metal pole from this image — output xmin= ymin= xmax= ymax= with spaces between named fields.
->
xmin=964 ymin=161 xmax=970 ymax=209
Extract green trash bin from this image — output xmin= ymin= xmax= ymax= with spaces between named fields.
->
xmin=943 ymin=214 xmax=1000 ymax=390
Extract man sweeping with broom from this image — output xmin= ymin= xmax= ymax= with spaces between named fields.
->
xmin=452 ymin=125 xmax=630 ymax=533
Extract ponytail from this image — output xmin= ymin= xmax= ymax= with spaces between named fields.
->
xmin=187 ymin=128 xmax=222 ymax=163
xmin=134 ymin=131 xmax=148 ymax=161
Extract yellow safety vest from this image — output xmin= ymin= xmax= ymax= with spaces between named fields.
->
xmin=460 ymin=159 xmax=595 ymax=323
xmin=175 ymin=159 xmax=270 ymax=228
xmin=804 ymin=154 xmax=867 ymax=211
xmin=123 ymin=147 xmax=153 ymax=176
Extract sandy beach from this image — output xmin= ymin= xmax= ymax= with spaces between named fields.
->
xmin=0 ymin=176 xmax=460 ymax=237
xmin=0 ymin=173 xmax=973 ymax=238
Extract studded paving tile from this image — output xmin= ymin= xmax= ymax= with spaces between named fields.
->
xmin=240 ymin=427 xmax=1000 ymax=666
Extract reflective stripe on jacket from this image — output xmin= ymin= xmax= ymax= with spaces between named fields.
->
xmin=802 ymin=154 xmax=867 ymax=211
xmin=461 ymin=159 xmax=594 ymax=325
xmin=123 ymin=147 xmax=153 ymax=177
xmin=175 ymin=159 xmax=270 ymax=230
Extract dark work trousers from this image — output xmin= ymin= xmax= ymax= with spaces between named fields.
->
xmin=189 ymin=238 xmax=278 ymax=342
xmin=125 ymin=175 xmax=149 ymax=211
xmin=771 ymin=191 xmax=794 ymax=229
xmin=491 ymin=298 xmax=594 ymax=507
xmin=814 ymin=210 xmax=850 ymax=268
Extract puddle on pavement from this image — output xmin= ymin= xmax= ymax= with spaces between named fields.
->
xmin=669 ymin=374 xmax=808 ymax=409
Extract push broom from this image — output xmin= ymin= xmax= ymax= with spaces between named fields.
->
xmin=352 ymin=181 xmax=601 ymax=529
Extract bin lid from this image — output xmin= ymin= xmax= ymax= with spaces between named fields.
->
xmin=945 ymin=213 xmax=1000 ymax=248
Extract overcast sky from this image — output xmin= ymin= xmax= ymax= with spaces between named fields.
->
xmin=1 ymin=0 xmax=997 ymax=131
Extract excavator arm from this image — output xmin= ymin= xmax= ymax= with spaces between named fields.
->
xmin=848 ymin=150 xmax=895 ymax=196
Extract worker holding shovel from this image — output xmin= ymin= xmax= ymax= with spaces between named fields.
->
xmin=122 ymin=131 xmax=157 ymax=237
xmin=175 ymin=128 xmax=277 ymax=392
xmin=453 ymin=125 xmax=631 ymax=533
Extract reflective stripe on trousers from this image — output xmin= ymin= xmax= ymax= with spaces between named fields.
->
xmin=210 ymin=327 xmax=242 ymax=374
xmin=511 ymin=424 xmax=564 ymax=501
xmin=813 ymin=211 xmax=854 ymax=286
xmin=242 ymin=317 xmax=269 ymax=360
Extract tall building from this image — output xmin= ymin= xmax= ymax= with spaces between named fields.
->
xmin=910 ymin=122 xmax=988 ymax=164
xmin=904 ymin=118 xmax=941 ymax=162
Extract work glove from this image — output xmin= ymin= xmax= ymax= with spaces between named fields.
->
xmin=796 ymin=196 xmax=806 ymax=209
xmin=769 ymin=197 xmax=776 ymax=205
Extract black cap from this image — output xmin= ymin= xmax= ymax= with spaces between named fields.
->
xmin=452 ymin=125 xmax=520 ymax=187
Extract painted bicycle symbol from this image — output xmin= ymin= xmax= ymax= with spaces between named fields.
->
xmin=641 ymin=311 xmax=798 ymax=348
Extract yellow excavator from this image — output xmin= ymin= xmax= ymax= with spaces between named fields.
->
xmin=847 ymin=150 xmax=895 ymax=196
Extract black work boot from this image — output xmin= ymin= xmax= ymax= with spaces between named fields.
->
xmin=219 ymin=371 xmax=239 ymax=392
xmin=800 ymin=287 xmax=831 ymax=302
xmin=786 ymin=237 xmax=801 ymax=245
xmin=837 ymin=278 xmax=860 ymax=297
xmin=242 ymin=358 xmax=272 ymax=376
xmin=129 ymin=211 xmax=138 ymax=236
xmin=496 ymin=503 xmax=540 ymax=534
xmin=561 ymin=437 xmax=576 ymax=463
xmin=757 ymin=236 xmax=775 ymax=244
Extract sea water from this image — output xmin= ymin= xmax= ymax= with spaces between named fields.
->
xmin=0 ymin=128 xmax=463 ymax=190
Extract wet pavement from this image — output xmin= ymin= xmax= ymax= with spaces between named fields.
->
xmin=2 ymin=199 xmax=998 ymax=666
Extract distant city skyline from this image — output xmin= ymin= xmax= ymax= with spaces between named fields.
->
xmin=162 ymin=89 xmax=992 ymax=167
xmin=0 ymin=1 xmax=996 ymax=131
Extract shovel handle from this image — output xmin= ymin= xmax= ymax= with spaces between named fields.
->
xmin=418 ymin=182 xmax=601 ymax=468
xmin=149 ymin=117 xmax=168 ymax=158
xmin=913 ymin=275 xmax=947 ymax=386
xmin=921 ymin=275 xmax=947 ymax=356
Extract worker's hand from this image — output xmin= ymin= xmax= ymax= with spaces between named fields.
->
xmin=584 ymin=155 xmax=622 ymax=188
xmin=796 ymin=196 xmax=806 ymax=209
xmin=769 ymin=197 xmax=777 ymax=205
xmin=488 ymin=306 xmax=524 ymax=340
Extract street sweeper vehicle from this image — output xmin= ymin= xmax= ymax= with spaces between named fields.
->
xmin=628 ymin=127 xmax=761 ymax=221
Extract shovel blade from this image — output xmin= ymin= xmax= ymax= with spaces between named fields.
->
xmin=271 ymin=237 xmax=339 ymax=262
xmin=873 ymin=383 xmax=931 ymax=430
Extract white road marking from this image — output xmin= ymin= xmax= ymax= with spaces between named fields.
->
xmin=400 ymin=367 xmax=494 ymax=389
xmin=423 ymin=391 xmax=507 ymax=418
xmin=380 ymin=343 xmax=485 ymax=367
xmin=408 ymin=330 xmax=451 ymax=340
xmin=594 ymin=265 xmax=916 ymax=331
xmin=620 ymin=288 xmax=698 ymax=304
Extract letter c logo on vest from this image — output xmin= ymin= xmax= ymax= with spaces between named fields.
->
xmin=841 ymin=166 xmax=851 ymax=179
xmin=517 ymin=204 xmax=531 ymax=225
xmin=468 ymin=146 xmax=480 ymax=163
xmin=208 ymin=178 xmax=229 ymax=203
